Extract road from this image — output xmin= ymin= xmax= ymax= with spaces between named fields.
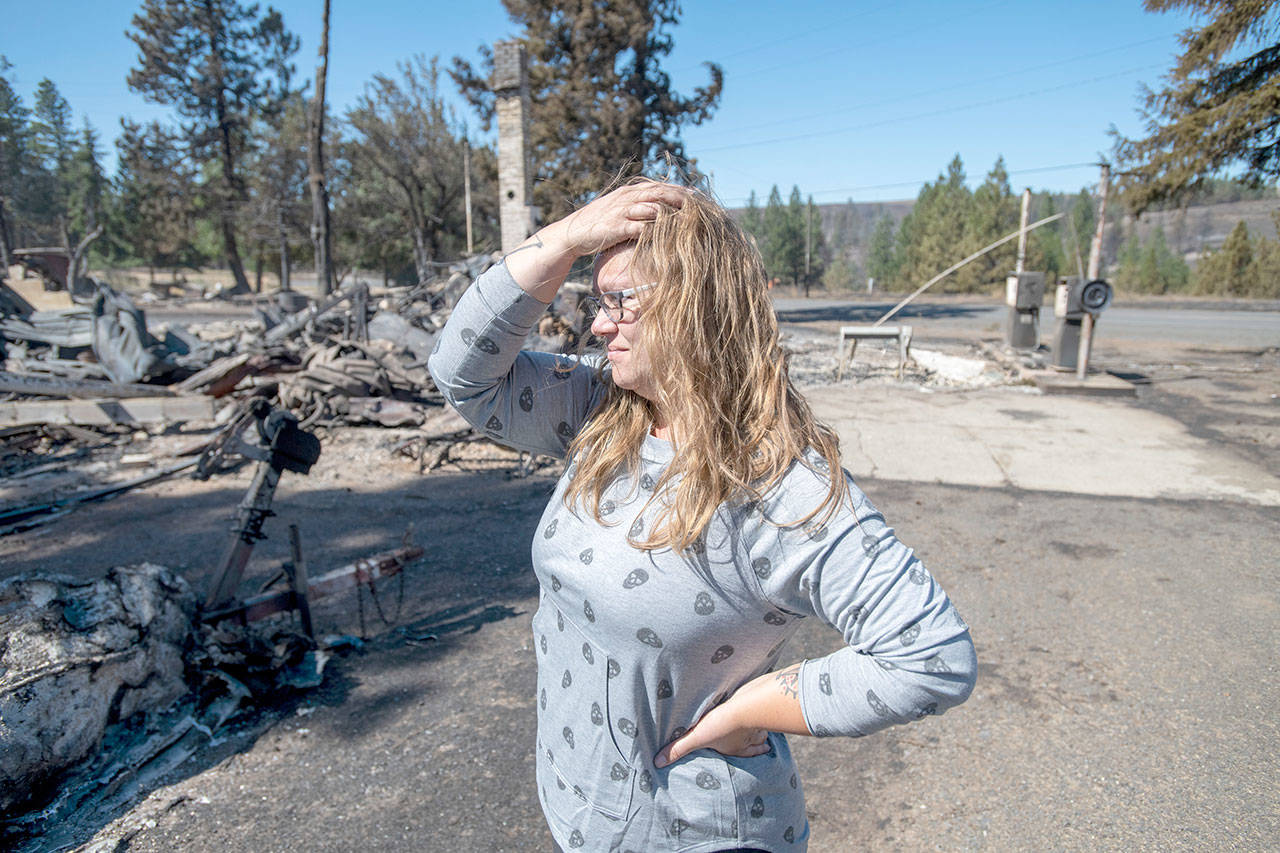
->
xmin=771 ymin=295 xmax=1280 ymax=348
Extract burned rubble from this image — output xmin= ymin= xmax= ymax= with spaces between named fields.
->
xmin=1 ymin=253 xmax=592 ymax=522
xmin=0 ymin=256 xmax=595 ymax=837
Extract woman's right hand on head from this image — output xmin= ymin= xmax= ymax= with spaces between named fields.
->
xmin=551 ymin=180 xmax=690 ymax=258
xmin=504 ymin=180 xmax=688 ymax=302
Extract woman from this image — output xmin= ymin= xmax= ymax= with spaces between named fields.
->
xmin=428 ymin=180 xmax=976 ymax=852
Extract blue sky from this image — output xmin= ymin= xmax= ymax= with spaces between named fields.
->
xmin=1 ymin=1 xmax=1196 ymax=205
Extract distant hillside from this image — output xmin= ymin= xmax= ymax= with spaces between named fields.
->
xmin=1116 ymin=198 xmax=1279 ymax=261
xmin=730 ymin=195 xmax=1280 ymax=274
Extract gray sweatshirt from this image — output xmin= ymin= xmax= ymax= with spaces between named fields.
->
xmin=428 ymin=263 xmax=976 ymax=852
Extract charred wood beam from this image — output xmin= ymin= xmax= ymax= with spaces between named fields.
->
xmin=0 ymin=395 xmax=216 ymax=427
xmin=0 ymin=371 xmax=176 ymax=399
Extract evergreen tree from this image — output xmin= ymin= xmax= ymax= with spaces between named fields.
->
xmin=115 ymin=119 xmax=202 ymax=282
xmin=0 ymin=57 xmax=32 ymax=267
xmin=1113 ymin=0 xmax=1280 ymax=212
xmin=1195 ymin=220 xmax=1260 ymax=295
xmin=246 ymin=91 xmax=309 ymax=291
xmin=1064 ymin=189 xmax=1096 ymax=276
xmin=31 ymin=79 xmax=73 ymax=173
xmin=1114 ymin=226 xmax=1190 ymax=293
xmin=333 ymin=143 xmax=414 ymax=285
xmin=1250 ymin=211 xmax=1280 ymax=297
xmin=967 ymin=156 xmax=1018 ymax=290
xmin=1024 ymin=192 xmax=1067 ymax=280
xmin=27 ymin=78 xmax=74 ymax=240
xmin=759 ymin=185 xmax=787 ymax=284
xmin=346 ymin=56 xmax=497 ymax=286
xmin=451 ymin=0 xmax=723 ymax=220
xmin=895 ymin=155 xmax=974 ymax=292
xmin=741 ymin=190 xmax=762 ymax=236
xmin=866 ymin=215 xmax=897 ymax=290
xmin=127 ymin=1 xmax=299 ymax=294
xmin=821 ymin=255 xmax=857 ymax=291
xmin=64 ymin=120 xmax=107 ymax=283
xmin=245 ymin=34 xmax=307 ymax=292
xmin=786 ymin=186 xmax=806 ymax=290
xmin=802 ymin=193 xmax=827 ymax=295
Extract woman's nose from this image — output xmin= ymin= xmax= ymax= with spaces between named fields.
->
xmin=590 ymin=307 xmax=618 ymax=337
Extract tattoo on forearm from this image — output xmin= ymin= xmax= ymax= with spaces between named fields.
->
xmin=502 ymin=233 xmax=544 ymax=259
xmin=774 ymin=664 xmax=800 ymax=699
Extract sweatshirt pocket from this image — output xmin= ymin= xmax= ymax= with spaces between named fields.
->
xmin=534 ymin=598 xmax=636 ymax=822
xmin=724 ymin=733 xmax=809 ymax=848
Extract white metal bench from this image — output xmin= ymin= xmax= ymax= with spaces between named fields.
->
xmin=835 ymin=325 xmax=913 ymax=380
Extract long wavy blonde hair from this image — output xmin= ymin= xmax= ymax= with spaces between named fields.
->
xmin=563 ymin=186 xmax=846 ymax=551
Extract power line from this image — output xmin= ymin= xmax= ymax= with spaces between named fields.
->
xmin=728 ymin=0 xmax=1014 ymax=82
xmin=699 ymin=32 xmax=1179 ymax=139
xmin=698 ymin=62 xmax=1165 ymax=155
xmin=672 ymin=2 xmax=900 ymax=73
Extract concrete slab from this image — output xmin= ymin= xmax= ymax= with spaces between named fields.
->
xmin=1032 ymin=371 xmax=1138 ymax=397
xmin=809 ymin=383 xmax=1280 ymax=505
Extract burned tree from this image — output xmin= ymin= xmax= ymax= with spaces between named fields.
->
xmin=308 ymin=0 xmax=335 ymax=295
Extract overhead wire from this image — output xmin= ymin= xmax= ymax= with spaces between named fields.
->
xmin=670 ymin=2 xmax=900 ymax=72
xmin=699 ymin=32 xmax=1180 ymax=139
xmin=698 ymin=62 xmax=1166 ymax=155
xmin=727 ymin=0 xmax=1014 ymax=82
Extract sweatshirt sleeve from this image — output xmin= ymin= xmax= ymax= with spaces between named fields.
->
xmin=427 ymin=261 xmax=607 ymax=458
xmin=747 ymin=463 xmax=976 ymax=738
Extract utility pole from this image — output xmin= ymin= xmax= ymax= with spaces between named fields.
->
xmin=1015 ymin=188 xmax=1031 ymax=274
xmin=463 ymin=140 xmax=474 ymax=255
xmin=804 ymin=196 xmax=813 ymax=297
xmin=1078 ymin=163 xmax=1110 ymax=380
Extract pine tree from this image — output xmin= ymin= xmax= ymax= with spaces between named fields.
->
xmin=127 ymin=1 xmax=299 ymax=294
xmin=1250 ymin=211 xmax=1280 ymax=297
xmin=115 ymin=119 xmax=202 ymax=283
xmin=1195 ymin=220 xmax=1258 ymax=295
xmin=786 ymin=186 xmax=807 ymax=290
xmin=1115 ymin=225 xmax=1190 ymax=293
xmin=896 ymin=155 xmax=974 ymax=292
xmin=451 ymin=0 xmax=723 ymax=220
xmin=0 ymin=57 xmax=32 ymax=268
xmin=27 ymin=78 xmax=74 ymax=240
xmin=866 ymin=214 xmax=897 ymax=290
xmin=1018 ymin=193 xmax=1063 ymax=280
xmin=346 ymin=56 xmax=496 ymax=286
xmin=1064 ymin=189 xmax=1096 ymax=276
xmin=760 ymin=185 xmax=788 ymax=285
xmin=246 ymin=92 xmax=308 ymax=292
xmin=245 ymin=33 xmax=306 ymax=292
xmin=64 ymin=120 xmax=106 ymax=284
xmin=803 ymin=193 xmax=827 ymax=295
xmin=1113 ymin=0 xmax=1280 ymax=212
xmin=741 ymin=190 xmax=762 ymax=236
xmin=967 ymin=156 xmax=1018 ymax=290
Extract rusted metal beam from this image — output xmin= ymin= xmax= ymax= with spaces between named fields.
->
xmin=201 ymin=544 xmax=423 ymax=624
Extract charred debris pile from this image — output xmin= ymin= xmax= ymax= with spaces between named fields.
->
xmin=0 ymin=259 xmax=590 ymax=845
xmin=1 ymin=257 xmax=592 ymax=535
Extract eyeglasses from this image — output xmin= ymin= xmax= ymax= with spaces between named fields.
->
xmin=580 ymin=282 xmax=656 ymax=324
